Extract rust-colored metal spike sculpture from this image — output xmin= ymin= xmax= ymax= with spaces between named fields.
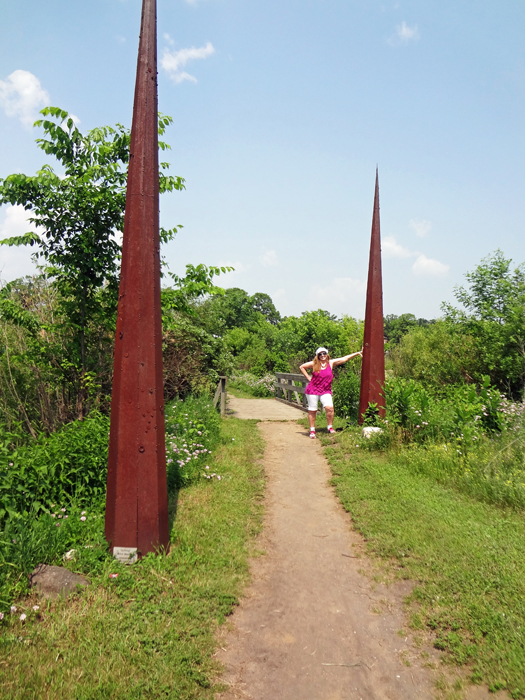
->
xmin=105 ymin=0 xmax=169 ymax=559
xmin=358 ymin=169 xmax=386 ymax=425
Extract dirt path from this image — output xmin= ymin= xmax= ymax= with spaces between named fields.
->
xmin=217 ymin=397 xmax=438 ymax=699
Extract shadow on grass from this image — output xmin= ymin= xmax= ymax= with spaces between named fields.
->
xmin=168 ymin=487 xmax=180 ymax=533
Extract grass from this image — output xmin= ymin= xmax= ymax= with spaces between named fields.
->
xmin=319 ymin=427 xmax=525 ymax=699
xmin=227 ymin=386 xmax=263 ymax=400
xmin=0 ymin=416 xmax=264 ymax=699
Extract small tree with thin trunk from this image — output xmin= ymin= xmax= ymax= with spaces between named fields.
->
xmin=0 ymin=107 xmax=183 ymax=418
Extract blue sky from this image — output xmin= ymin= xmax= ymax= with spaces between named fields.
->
xmin=1 ymin=0 xmax=524 ymax=319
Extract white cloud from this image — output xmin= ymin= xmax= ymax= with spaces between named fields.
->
xmin=397 ymin=21 xmax=420 ymax=41
xmin=382 ymin=234 xmax=448 ymax=276
xmin=382 ymin=235 xmax=415 ymax=259
xmin=409 ymin=219 xmax=431 ymax=238
xmin=412 ymin=253 xmax=449 ymax=277
xmin=260 ymin=249 xmax=278 ymax=267
xmin=161 ymin=41 xmax=215 ymax=84
xmin=0 ymin=70 xmax=49 ymax=128
xmin=272 ymin=288 xmax=286 ymax=302
xmin=388 ymin=21 xmax=420 ymax=46
xmin=310 ymin=277 xmax=366 ymax=305
xmin=0 ymin=205 xmax=40 ymax=281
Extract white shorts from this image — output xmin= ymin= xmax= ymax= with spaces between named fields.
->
xmin=306 ymin=393 xmax=333 ymax=411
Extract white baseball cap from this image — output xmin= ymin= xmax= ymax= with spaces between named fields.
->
xmin=315 ymin=347 xmax=329 ymax=356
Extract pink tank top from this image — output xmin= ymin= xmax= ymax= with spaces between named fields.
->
xmin=306 ymin=364 xmax=333 ymax=395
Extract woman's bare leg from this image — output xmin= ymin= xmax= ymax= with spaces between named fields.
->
xmin=308 ymin=411 xmax=317 ymax=429
xmin=325 ymin=406 xmax=334 ymax=426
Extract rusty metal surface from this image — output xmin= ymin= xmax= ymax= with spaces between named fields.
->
xmin=105 ymin=0 xmax=169 ymax=555
xmin=358 ymin=169 xmax=386 ymax=424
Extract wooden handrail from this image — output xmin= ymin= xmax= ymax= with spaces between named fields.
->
xmin=274 ymin=372 xmax=309 ymax=412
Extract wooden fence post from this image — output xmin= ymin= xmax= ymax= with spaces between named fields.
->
xmin=220 ymin=376 xmax=227 ymax=418
xmin=213 ymin=376 xmax=227 ymax=417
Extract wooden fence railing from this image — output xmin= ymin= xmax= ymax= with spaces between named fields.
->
xmin=274 ymin=372 xmax=309 ymax=413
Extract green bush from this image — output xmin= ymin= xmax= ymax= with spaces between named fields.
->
xmin=332 ymin=369 xmax=360 ymax=422
xmin=0 ymin=413 xmax=110 ymax=521
xmin=382 ymin=376 xmax=507 ymax=447
xmin=229 ymin=371 xmax=275 ymax=398
xmin=389 ymin=322 xmax=480 ymax=389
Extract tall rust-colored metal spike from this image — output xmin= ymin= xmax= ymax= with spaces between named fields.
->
xmin=358 ymin=169 xmax=386 ymax=425
xmin=105 ymin=0 xmax=169 ymax=557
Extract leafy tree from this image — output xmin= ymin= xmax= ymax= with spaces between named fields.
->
xmin=0 ymin=108 xmax=183 ymax=415
xmin=202 ymin=288 xmax=254 ymax=333
xmin=250 ymin=292 xmax=281 ymax=325
xmin=442 ymin=251 xmax=525 ymax=395
xmin=200 ymin=288 xmax=281 ymax=335
xmin=162 ymin=264 xmax=234 ymax=321
xmin=275 ymin=310 xmax=362 ymax=367
xmin=384 ymin=314 xmax=435 ymax=345
xmin=445 ymin=250 xmax=525 ymax=324
xmin=0 ymin=108 xmax=232 ymax=429
xmin=384 ymin=314 xmax=418 ymax=344
xmin=389 ymin=322 xmax=480 ymax=389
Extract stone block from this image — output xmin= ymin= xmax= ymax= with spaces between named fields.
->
xmin=30 ymin=564 xmax=89 ymax=600
xmin=362 ymin=426 xmax=383 ymax=439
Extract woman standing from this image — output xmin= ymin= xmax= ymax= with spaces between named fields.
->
xmin=300 ymin=346 xmax=363 ymax=439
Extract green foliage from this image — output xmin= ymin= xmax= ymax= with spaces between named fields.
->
xmin=384 ymin=313 xmax=434 ymax=345
xmin=0 ymin=107 xmax=185 ymax=423
xmin=392 ymin=421 xmax=525 ymax=510
xmin=0 ymin=412 xmax=110 ymax=520
xmin=0 ymin=277 xmax=115 ymax=434
xmin=0 ymin=108 xmax=235 ymax=435
xmin=442 ymin=250 xmax=525 ymax=396
xmin=389 ymin=321 xmax=480 ymax=389
xmin=163 ymin=264 xmax=234 ymax=318
xmin=389 ymin=252 xmax=525 ymax=398
xmin=362 ymin=402 xmax=380 ymax=427
xmin=165 ymin=395 xmax=222 ymax=488
xmin=0 ymin=504 xmax=108 ymax=608
xmin=229 ymin=371 xmax=276 ymax=398
xmin=200 ymin=287 xmax=281 ymax=334
xmin=382 ymin=375 xmax=507 ymax=447
xmin=0 ymin=395 xmax=224 ymax=613
xmin=209 ymin=302 xmax=363 ymax=378
xmin=162 ymin=316 xmax=234 ymax=400
xmin=251 ymin=292 xmax=282 ymax=325
xmin=332 ymin=368 xmax=360 ymax=422
xmin=275 ymin=310 xmax=363 ymax=368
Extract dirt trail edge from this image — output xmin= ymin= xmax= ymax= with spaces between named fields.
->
xmin=217 ymin=397 xmax=436 ymax=700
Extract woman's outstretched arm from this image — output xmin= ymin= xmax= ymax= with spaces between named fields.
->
xmin=330 ymin=349 xmax=363 ymax=368
xmin=299 ymin=361 xmax=314 ymax=382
